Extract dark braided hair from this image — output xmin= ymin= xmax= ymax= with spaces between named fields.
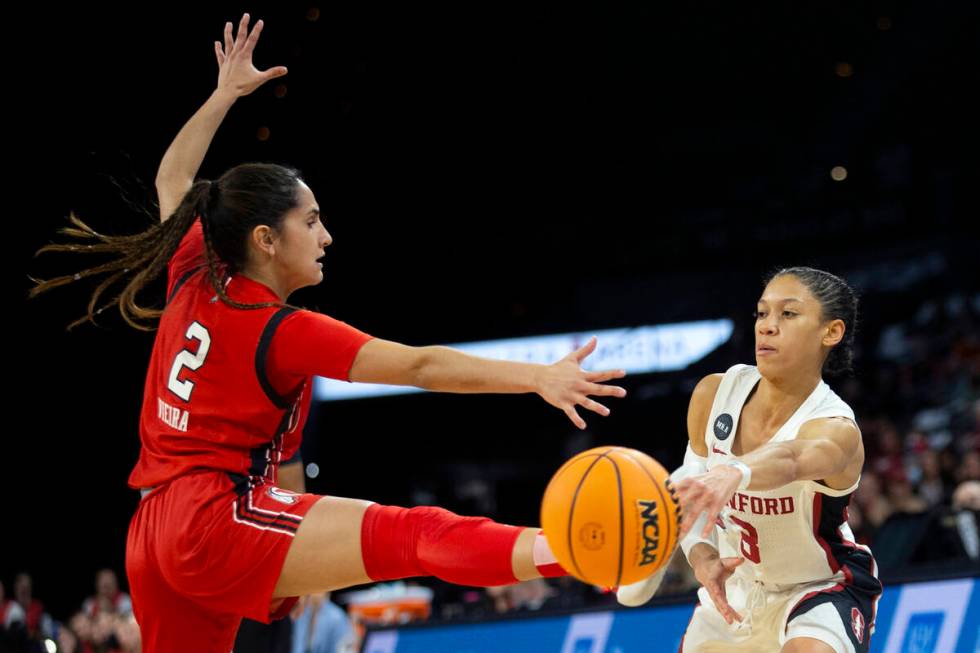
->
xmin=29 ymin=162 xmax=305 ymax=331
xmin=763 ymin=266 xmax=859 ymax=376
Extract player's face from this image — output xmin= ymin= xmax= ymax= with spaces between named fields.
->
xmin=275 ymin=181 xmax=332 ymax=292
xmin=754 ymin=274 xmax=837 ymax=376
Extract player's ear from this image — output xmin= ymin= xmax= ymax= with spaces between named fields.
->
xmin=822 ymin=318 xmax=845 ymax=348
xmin=251 ymin=225 xmax=277 ymax=258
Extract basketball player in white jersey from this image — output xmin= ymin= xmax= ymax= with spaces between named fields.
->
xmin=619 ymin=267 xmax=881 ymax=653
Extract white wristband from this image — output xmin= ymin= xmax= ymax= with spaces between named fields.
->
xmin=725 ymin=460 xmax=752 ymax=491
xmin=680 ymin=511 xmax=718 ymax=562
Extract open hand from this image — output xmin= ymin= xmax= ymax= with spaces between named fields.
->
xmin=214 ymin=13 xmax=287 ymax=98
xmin=537 ymin=336 xmax=627 ymax=429
xmin=692 ymin=551 xmax=744 ymax=625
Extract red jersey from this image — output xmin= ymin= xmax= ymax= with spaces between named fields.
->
xmin=128 ymin=218 xmax=373 ymax=489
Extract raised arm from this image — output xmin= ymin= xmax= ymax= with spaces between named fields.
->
xmin=348 ymin=336 xmax=627 ymax=430
xmin=156 ymin=13 xmax=287 ymax=223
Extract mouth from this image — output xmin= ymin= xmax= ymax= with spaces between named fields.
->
xmin=756 ymin=345 xmax=777 ymax=355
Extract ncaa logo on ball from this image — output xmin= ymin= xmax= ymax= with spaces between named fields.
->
xmin=637 ymin=499 xmax=661 ymax=566
xmin=578 ymin=522 xmax=606 ymax=551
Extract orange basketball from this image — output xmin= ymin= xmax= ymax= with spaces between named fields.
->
xmin=540 ymin=446 xmax=680 ymax=588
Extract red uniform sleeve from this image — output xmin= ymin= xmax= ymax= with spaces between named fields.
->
xmin=166 ymin=217 xmax=205 ymax=299
xmin=267 ymin=309 xmax=374 ymax=382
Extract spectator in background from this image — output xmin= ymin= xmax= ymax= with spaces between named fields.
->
xmin=485 ymin=578 xmax=557 ymax=615
xmin=291 ymin=592 xmax=356 ymax=653
xmin=950 ymin=480 xmax=980 ymax=562
xmin=1 ymin=580 xmax=27 ymax=652
xmin=72 ymin=569 xmax=137 ymax=653
xmin=914 ymin=448 xmax=948 ymax=507
xmin=1 ymin=580 xmax=25 ymax=632
xmin=956 ymin=451 xmax=980 ymax=484
xmin=883 ymin=467 xmax=928 ymax=514
xmin=851 ymin=471 xmax=892 ymax=542
xmin=69 ymin=610 xmax=142 ymax=653
xmin=57 ymin=625 xmax=81 ymax=653
xmin=953 ymin=480 xmax=980 ymax=512
xmin=112 ymin=614 xmax=142 ymax=653
xmin=869 ymin=419 xmax=905 ymax=480
xmin=81 ymin=569 xmax=132 ymax=620
xmin=13 ymin=573 xmax=53 ymax=641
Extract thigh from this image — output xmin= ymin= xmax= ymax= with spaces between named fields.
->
xmin=127 ymin=499 xmax=240 ymax=653
xmin=142 ymin=471 xmax=324 ymax=624
xmin=682 ymin=603 xmax=756 ymax=653
xmin=784 ymin=602 xmax=857 ymax=653
xmin=272 ymin=495 xmax=375 ymax=598
xmin=783 ymin=571 xmax=878 ymax=653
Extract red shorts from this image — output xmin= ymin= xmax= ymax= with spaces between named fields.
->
xmin=125 ymin=469 xmax=321 ymax=652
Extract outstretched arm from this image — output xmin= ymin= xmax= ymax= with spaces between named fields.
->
xmin=675 ymin=416 xmax=862 ymax=541
xmin=156 ymin=13 xmax=287 ymax=223
xmin=348 ymin=336 xmax=627 ymax=430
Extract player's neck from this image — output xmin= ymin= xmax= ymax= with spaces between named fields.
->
xmin=238 ymin=267 xmax=290 ymax=302
xmin=754 ymin=372 xmax=821 ymax=419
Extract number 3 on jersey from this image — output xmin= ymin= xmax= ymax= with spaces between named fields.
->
xmin=167 ymin=321 xmax=212 ymax=402
xmin=728 ymin=515 xmax=762 ymax=564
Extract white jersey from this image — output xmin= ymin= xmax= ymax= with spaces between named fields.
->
xmin=705 ymin=364 xmax=876 ymax=589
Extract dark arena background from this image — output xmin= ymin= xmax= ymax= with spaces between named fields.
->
xmin=10 ymin=3 xmax=979 ymax=652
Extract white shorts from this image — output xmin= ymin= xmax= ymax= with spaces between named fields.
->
xmin=680 ymin=573 xmax=876 ymax=653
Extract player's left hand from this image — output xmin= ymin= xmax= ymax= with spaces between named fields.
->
xmin=536 ymin=336 xmax=627 ymax=430
xmin=674 ymin=465 xmax=743 ymax=540
xmin=214 ymin=13 xmax=288 ymax=98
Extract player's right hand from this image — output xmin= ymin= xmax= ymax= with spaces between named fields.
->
xmin=692 ymin=554 xmax=744 ymax=625
xmin=537 ymin=336 xmax=627 ymax=429
xmin=214 ymin=13 xmax=288 ymax=98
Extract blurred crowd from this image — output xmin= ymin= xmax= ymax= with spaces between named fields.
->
xmin=840 ymin=291 xmax=980 ymax=571
xmin=1 ymin=570 xmax=139 ymax=653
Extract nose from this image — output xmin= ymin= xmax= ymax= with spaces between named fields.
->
xmin=758 ymin=313 xmax=778 ymax=335
xmin=320 ymin=223 xmax=333 ymax=247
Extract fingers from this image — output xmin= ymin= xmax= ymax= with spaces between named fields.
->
xmin=234 ymin=13 xmax=251 ymax=52
xmin=674 ymin=480 xmax=702 ymax=540
xmin=571 ymin=336 xmax=597 ymax=363
xmin=580 ymin=398 xmax=610 ymax=418
xmin=706 ymin=581 xmax=743 ymax=624
xmin=242 ymin=18 xmax=264 ymax=56
xmin=585 ymin=369 xmax=627 ymax=384
xmin=720 ymin=557 xmax=745 ymax=572
xmin=587 ymin=382 xmax=627 ymax=398
xmin=224 ymin=22 xmax=234 ymax=58
xmin=701 ymin=504 xmax=722 ymax=538
xmin=261 ymin=66 xmax=289 ymax=81
xmin=214 ymin=41 xmax=225 ymax=67
xmin=564 ymin=405 xmax=586 ymax=430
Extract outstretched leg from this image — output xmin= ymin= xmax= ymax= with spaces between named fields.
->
xmin=273 ymin=497 xmax=565 ymax=598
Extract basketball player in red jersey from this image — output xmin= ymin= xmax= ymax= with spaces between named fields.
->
xmin=31 ymin=15 xmax=625 ymax=651
xmin=619 ymin=268 xmax=881 ymax=653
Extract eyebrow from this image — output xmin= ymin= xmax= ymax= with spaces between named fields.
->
xmin=757 ymin=298 xmax=804 ymax=305
xmin=308 ymin=208 xmax=320 ymax=217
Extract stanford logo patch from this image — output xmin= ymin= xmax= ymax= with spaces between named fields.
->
xmin=267 ymin=487 xmax=299 ymax=505
xmin=851 ymin=607 xmax=865 ymax=644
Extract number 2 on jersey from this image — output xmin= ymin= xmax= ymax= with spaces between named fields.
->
xmin=167 ymin=321 xmax=212 ymax=401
